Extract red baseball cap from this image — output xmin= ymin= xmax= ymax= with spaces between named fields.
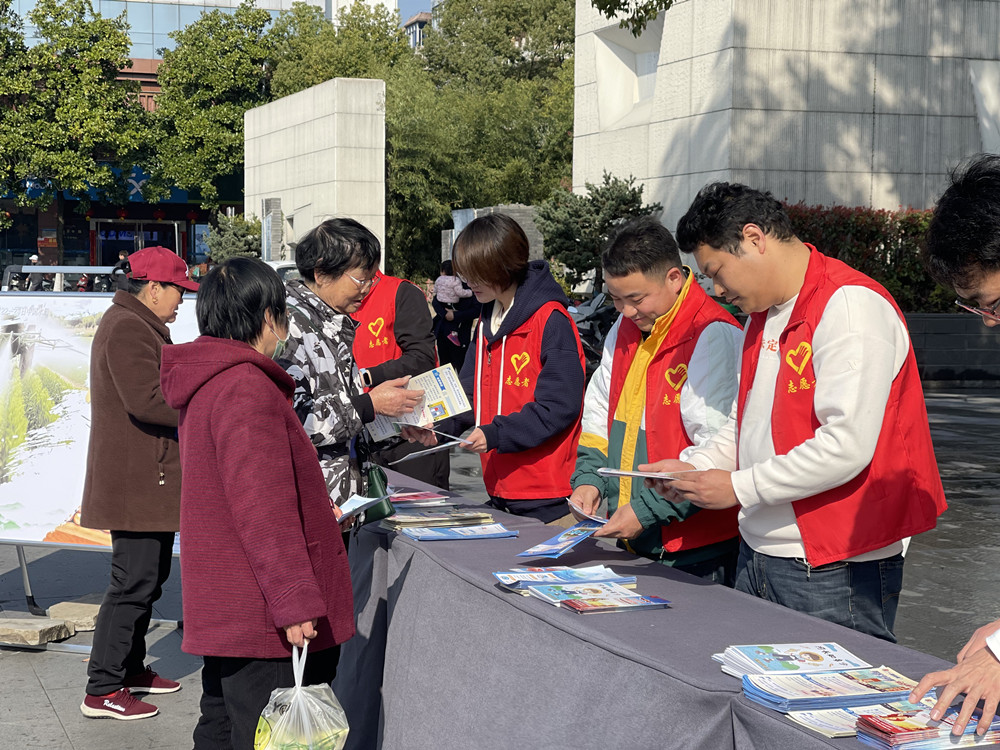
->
xmin=128 ymin=246 xmax=199 ymax=291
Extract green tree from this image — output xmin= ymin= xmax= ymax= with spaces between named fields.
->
xmin=591 ymin=0 xmax=675 ymax=36
xmin=422 ymin=0 xmax=574 ymax=90
xmin=536 ymin=172 xmax=662 ymax=292
xmin=0 ymin=0 xmax=148 ymax=256
xmin=206 ymin=212 xmax=262 ymax=262
xmin=151 ymin=0 xmax=274 ymax=207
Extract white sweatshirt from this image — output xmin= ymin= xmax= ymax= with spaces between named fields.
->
xmin=685 ymin=285 xmax=911 ymax=561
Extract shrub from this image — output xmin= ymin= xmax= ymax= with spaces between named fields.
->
xmin=784 ymin=203 xmax=950 ymax=314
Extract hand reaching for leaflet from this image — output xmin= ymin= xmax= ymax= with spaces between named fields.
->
xmin=369 ymin=376 xmax=424 ymax=417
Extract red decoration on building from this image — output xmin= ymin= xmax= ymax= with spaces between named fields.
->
xmin=116 ymin=207 xmax=128 ymax=219
xmin=152 ymin=208 xmax=166 ymax=221
xmin=186 ymin=210 xmax=200 ymax=222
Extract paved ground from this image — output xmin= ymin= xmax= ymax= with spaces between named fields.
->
xmin=1 ymin=389 xmax=998 ymax=749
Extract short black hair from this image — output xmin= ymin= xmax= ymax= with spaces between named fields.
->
xmin=925 ymin=153 xmax=1000 ymax=290
xmin=452 ymin=214 xmax=530 ymax=289
xmin=440 ymin=259 xmax=454 ymax=275
xmin=196 ymin=257 xmax=287 ymax=344
xmin=677 ymin=182 xmax=796 ymax=255
xmin=294 ymin=218 xmax=381 ymax=284
xmin=602 ymin=216 xmax=682 ymax=278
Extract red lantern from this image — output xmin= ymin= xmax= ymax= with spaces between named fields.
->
xmin=116 ymin=207 xmax=128 ymax=219
xmin=186 ymin=210 xmax=199 ymax=222
xmin=152 ymin=208 xmax=166 ymax=221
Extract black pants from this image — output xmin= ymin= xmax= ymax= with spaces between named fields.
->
xmin=487 ymin=495 xmax=570 ymax=524
xmin=374 ymin=439 xmax=450 ymax=490
xmin=86 ymin=530 xmax=175 ymax=695
xmin=193 ymin=646 xmax=341 ymax=750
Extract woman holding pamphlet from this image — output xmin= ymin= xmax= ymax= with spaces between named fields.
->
xmin=408 ymin=214 xmax=586 ymax=522
xmin=160 ymin=257 xmax=355 ymax=749
xmin=281 ymin=218 xmax=423 ymax=509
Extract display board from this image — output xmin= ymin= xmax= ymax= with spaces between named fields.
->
xmin=0 ymin=292 xmax=197 ymax=550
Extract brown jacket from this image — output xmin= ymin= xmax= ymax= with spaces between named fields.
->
xmin=80 ymin=291 xmax=181 ymax=531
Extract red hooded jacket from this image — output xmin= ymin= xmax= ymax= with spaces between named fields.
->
xmin=160 ymin=337 xmax=354 ymax=659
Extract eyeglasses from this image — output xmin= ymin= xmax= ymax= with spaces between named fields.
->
xmin=346 ymin=272 xmax=379 ymax=292
xmin=955 ymin=297 xmax=1000 ymax=322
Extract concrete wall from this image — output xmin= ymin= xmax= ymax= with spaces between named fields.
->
xmin=574 ymin=0 xmax=995 ymax=231
xmin=244 ymin=77 xmax=386 ymax=261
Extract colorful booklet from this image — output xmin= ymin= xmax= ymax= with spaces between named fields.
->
xmin=516 ymin=521 xmax=602 ymax=558
xmin=742 ymin=666 xmax=918 ymax=713
xmin=561 ymin=593 xmax=670 ymax=615
xmin=715 ymin=642 xmax=872 ymax=678
xmin=400 ymin=523 xmax=519 ymax=541
xmin=381 ymin=509 xmax=493 ymax=529
xmin=786 ymin=699 xmax=935 ymax=739
xmin=856 ymin=705 xmax=1000 ymax=748
xmin=527 ymin=581 xmax=640 ymax=605
xmin=367 ymin=364 xmax=471 ymax=441
xmin=389 ymin=490 xmax=456 ymax=508
xmin=492 ymin=565 xmax=637 ymax=594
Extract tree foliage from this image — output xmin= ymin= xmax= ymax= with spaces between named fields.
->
xmin=151 ymin=0 xmax=274 ymax=206
xmin=590 ymin=0 xmax=675 ymax=37
xmin=536 ymin=172 xmax=662 ymax=291
xmin=0 ymin=0 xmax=148 ymax=250
xmin=205 ymin=211 xmax=262 ymax=262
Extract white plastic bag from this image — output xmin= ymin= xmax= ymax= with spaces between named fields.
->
xmin=254 ymin=641 xmax=349 ymax=750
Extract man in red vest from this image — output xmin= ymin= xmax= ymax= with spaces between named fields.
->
xmin=644 ymin=182 xmax=946 ymax=641
xmin=569 ymin=216 xmax=743 ymax=583
xmin=350 ymin=268 xmax=447 ymax=488
xmin=910 ymin=154 xmax=1000 ymax=736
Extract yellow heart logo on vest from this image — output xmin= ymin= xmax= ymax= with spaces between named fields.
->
xmin=368 ymin=318 xmax=385 ymax=337
xmin=665 ymin=364 xmax=688 ymax=390
xmin=510 ymin=352 xmax=530 ymax=374
xmin=785 ymin=342 xmax=813 ymax=374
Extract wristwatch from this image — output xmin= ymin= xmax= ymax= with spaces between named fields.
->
xmin=359 ymin=368 xmax=373 ymax=388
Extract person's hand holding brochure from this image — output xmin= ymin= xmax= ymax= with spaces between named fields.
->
xmin=338 ymin=492 xmax=392 ymax=521
xmin=366 ymin=364 xmax=470 ymax=442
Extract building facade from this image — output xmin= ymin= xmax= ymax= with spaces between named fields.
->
xmin=574 ymin=0 xmax=1000 ymax=230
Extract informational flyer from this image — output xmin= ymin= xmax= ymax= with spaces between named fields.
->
xmin=367 ymin=364 xmax=471 ymax=442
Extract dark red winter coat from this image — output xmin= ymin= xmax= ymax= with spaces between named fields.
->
xmin=160 ymin=336 xmax=354 ymax=659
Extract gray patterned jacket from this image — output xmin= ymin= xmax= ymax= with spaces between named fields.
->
xmin=282 ymin=279 xmax=365 ymax=507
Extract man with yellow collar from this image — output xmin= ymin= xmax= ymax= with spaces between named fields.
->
xmin=570 ymin=216 xmax=742 ymax=583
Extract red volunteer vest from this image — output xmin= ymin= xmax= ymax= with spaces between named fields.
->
xmin=608 ymin=284 xmax=741 ymax=553
xmin=475 ymin=301 xmax=584 ymax=499
xmin=351 ymin=272 xmax=405 ymax=369
xmin=736 ymin=248 xmax=947 ymax=566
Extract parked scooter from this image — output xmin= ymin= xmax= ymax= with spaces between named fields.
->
xmin=568 ymin=292 xmax=618 ymax=382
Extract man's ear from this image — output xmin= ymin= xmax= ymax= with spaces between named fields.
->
xmin=741 ymin=223 xmax=767 ymax=253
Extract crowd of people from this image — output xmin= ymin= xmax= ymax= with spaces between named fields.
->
xmin=73 ymin=158 xmax=1000 ymax=745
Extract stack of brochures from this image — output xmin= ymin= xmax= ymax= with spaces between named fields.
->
xmin=492 ymin=565 xmax=637 ymax=595
xmin=388 ymin=490 xmax=457 ymax=509
xmin=742 ymin=666 xmax=918 ymax=712
xmin=380 ymin=509 xmax=493 ymax=530
xmin=786 ymin=699 xmax=934 ymax=739
xmin=400 ymin=523 xmax=519 ymax=541
xmin=525 ymin=581 xmax=670 ymax=615
xmin=856 ymin=706 xmax=1000 ymax=748
xmin=714 ymin=642 xmax=872 ymax=678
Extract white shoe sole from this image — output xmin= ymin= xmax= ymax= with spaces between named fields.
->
xmin=125 ymin=684 xmax=181 ymax=695
xmin=80 ymin=702 xmax=159 ymax=720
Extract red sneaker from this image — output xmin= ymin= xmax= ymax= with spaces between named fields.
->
xmin=123 ymin=666 xmax=181 ymax=695
xmin=80 ymin=689 xmax=158 ymax=720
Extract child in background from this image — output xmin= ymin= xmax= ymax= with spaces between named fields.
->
xmin=435 ymin=260 xmax=473 ymax=305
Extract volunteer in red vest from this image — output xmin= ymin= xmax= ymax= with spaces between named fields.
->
xmin=448 ymin=213 xmax=585 ymax=522
xmin=644 ymin=182 xmax=947 ymax=641
xmin=349 ymin=236 xmax=444 ymax=488
xmin=910 ymin=153 xmax=1000 ymax=735
xmin=569 ymin=216 xmax=742 ymax=583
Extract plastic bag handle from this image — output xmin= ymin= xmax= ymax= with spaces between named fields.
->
xmin=291 ymin=640 xmax=309 ymax=690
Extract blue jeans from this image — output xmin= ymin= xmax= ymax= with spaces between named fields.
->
xmin=734 ymin=540 xmax=905 ymax=642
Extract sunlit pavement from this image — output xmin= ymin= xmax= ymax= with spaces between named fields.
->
xmin=0 ymin=389 xmax=996 ymax=748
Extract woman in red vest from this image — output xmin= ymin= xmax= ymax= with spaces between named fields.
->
xmin=448 ymin=214 xmax=586 ymax=522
